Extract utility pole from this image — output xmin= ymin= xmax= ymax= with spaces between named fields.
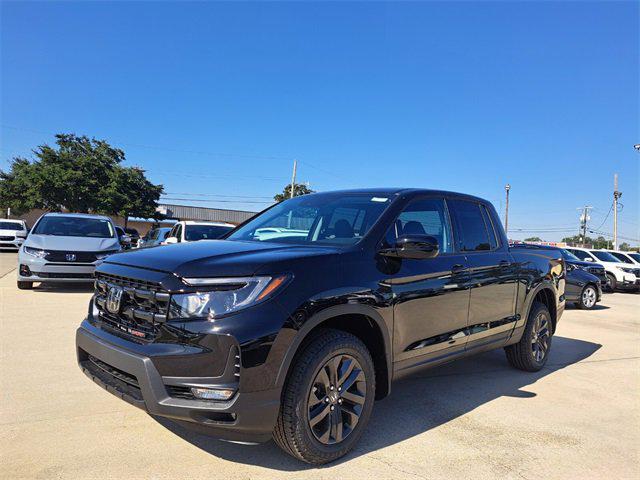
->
xmin=290 ymin=159 xmax=298 ymax=199
xmin=504 ymin=184 xmax=511 ymax=237
xmin=613 ymin=173 xmax=622 ymax=251
xmin=578 ymin=206 xmax=592 ymax=247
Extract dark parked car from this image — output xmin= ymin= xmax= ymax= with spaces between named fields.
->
xmin=512 ymin=244 xmax=602 ymax=309
xmin=77 ymin=189 xmax=565 ymax=464
xmin=124 ymin=227 xmax=140 ymax=246
xmin=137 ymin=227 xmax=172 ymax=248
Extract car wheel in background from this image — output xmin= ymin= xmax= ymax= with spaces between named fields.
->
xmin=17 ymin=281 xmax=33 ymax=290
xmin=605 ymin=273 xmax=617 ymax=292
xmin=578 ymin=285 xmax=598 ymax=309
xmin=273 ymin=329 xmax=375 ymax=465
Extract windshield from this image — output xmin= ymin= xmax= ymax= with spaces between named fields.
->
xmin=560 ymin=249 xmax=581 ymax=262
xmin=610 ymin=252 xmax=633 ymax=264
xmin=227 ymin=193 xmax=393 ymax=246
xmin=0 ymin=221 xmax=24 ymax=230
xmin=185 ymin=224 xmax=234 ymax=241
xmin=628 ymin=253 xmax=640 ymax=263
xmin=32 ymin=216 xmax=115 ymax=238
xmin=591 ymin=251 xmax=620 ymax=263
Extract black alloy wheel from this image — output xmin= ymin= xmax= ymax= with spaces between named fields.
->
xmin=505 ymin=301 xmax=553 ymax=372
xmin=307 ymin=354 xmax=366 ymax=445
xmin=273 ymin=329 xmax=375 ymax=464
xmin=530 ymin=310 xmax=551 ymax=363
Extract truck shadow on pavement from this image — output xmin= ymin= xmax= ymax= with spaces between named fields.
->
xmin=154 ymin=335 xmax=601 ymax=471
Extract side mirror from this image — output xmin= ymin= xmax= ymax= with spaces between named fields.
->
xmin=381 ymin=234 xmax=439 ymax=260
xmin=164 ymin=236 xmax=178 ymax=244
xmin=584 ymin=257 xmax=594 ymax=262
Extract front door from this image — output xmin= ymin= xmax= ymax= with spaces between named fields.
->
xmin=387 ymin=196 xmax=471 ymax=372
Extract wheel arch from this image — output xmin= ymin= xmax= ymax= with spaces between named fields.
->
xmin=527 ymin=284 xmax=558 ymax=333
xmin=275 ymin=304 xmax=392 ymax=400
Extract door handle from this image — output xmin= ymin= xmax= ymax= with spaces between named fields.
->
xmin=451 ymin=264 xmax=467 ymax=275
xmin=499 ymin=260 xmax=511 ymax=269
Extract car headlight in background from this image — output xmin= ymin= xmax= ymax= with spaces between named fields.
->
xmin=95 ymin=250 xmax=119 ymax=260
xmin=23 ymin=246 xmax=48 ymax=258
xmin=169 ymin=274 xmax=291 ymax=320
xmin=618 ymin=266 xmax=637 ymax=274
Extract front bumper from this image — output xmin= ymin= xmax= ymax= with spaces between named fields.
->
xmin=616 ymin=273 xmax=640 ymax=291
xmin=0 ymin=238 xmax=24 ymax=249
xmin=18 ymin=253 xmax=98 ymax=282
xmin=76 ymin=321 xmax=280 ymax=443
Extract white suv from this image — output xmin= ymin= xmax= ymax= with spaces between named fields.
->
xmin=0 ymin=219 xmax=29 ymax=250
xmin=564 ymin=246 xmax=639 ymax=292
xmin=163 ymin=221 xmax=235 ymax=244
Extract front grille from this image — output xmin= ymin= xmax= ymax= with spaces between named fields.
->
xmin=94 ymin=273 xmax=170 ymax=342
xmin=80 ymin=352 xmax=143 ymax=401
xmin=588 ymin=267 xmax=606 ymax=277
xmin=39 ymin=272 xmax=94 ymax=279
xmin=0 ymin=236 xmax=15 ymax=241
xmin=46 ymin=250 xmax=99 ymax=263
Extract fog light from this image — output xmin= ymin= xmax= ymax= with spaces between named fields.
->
xmin=19 ymin=264 xmax=32 ymax=277
xmin=190 ymin=387 xmax=235 ymax=401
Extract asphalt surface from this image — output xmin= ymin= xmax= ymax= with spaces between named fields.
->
xmin=1 ymin=250 xmax=639 ymax=479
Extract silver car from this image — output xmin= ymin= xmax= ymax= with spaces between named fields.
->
xmin=17 ymin=213 xmax=121 ymax=289
xmin=0 ymin=219 xmax=29 ymax=250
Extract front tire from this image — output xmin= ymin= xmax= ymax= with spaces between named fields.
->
xmin=273 ymin=329 xmax=375 ymax=465
xmin=578 ymin=285 xmax=598 ymax=309
xmin=17 ymin=281 xmax=33 ymax=290
xmin=505 ymin=301 xmax=552 ymax=372
xmin=605 ymin=273 xmax=617 ymax=292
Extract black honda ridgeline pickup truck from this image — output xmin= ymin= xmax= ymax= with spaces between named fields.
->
xmin=77 ymin=189 xmax=565 ymax=464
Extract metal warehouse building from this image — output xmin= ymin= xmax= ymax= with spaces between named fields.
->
xmin=156 ymin=204 xmax=258 ymax=224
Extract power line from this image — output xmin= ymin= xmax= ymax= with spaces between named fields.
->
xmin=160 ymin=197 xmax=273 ymax=205
xmin=164 ymin=192 xmax=273 ymax=199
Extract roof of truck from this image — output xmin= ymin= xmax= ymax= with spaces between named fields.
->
xmin=307 ymin=188 xmax=489 ymax=203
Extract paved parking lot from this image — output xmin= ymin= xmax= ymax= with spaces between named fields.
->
xmin=1 ymin=250 xmax=639 ymax=479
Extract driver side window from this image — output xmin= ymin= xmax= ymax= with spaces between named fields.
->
xmin=383 ymin=198 xmax=453 ymax=253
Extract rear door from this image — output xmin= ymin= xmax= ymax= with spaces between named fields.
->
xmin=389 ymin=196 xmax=471 ymax=371
xmin=447 ymin=199 xmax=518 ymax=353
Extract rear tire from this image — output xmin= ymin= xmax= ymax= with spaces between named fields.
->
xmin=273 ymin=329 xmax=375 ymax=465
xmin=577 ymin=285 xmax=597 ymax=309
xmin=17 ymin=281 xmax=33 ymax=290
xmin=605 ymin=273 xmax=617 ymax=292
xmin=505 ymin=301 xmax=552 ymax=372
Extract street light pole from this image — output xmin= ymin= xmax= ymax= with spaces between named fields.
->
xmin=504 ymin=184 xmax=511 ymax=237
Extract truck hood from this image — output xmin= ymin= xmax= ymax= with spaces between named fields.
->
xmin=103 ymin=240 xmax=342 ymax=278
xmin=25 ymin=234 xmax=120 ymax=252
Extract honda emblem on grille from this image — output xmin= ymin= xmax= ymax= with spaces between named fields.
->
xmin=65 ymin=253 xmax=76 ymax=261
xmin=106 ymin=285 xmax=124 ymax=314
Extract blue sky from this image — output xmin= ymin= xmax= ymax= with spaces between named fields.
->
xmin=1 ymin=1 xmax=638 ymax=243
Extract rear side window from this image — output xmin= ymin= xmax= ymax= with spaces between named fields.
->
xmin=448 ymin=199 xmax=492 ymax=252
xmin=480 ymin=205 xmax=499 ymax=249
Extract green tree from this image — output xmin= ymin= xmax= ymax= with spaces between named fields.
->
xmin=619 ymin=242 xmax=631 ymax=251
xmin=0 ymin=134 xmax=163 ymax=219
xmin=274 ymin=183 xmax=314 ymax=202
xmin=524 ymin=237 xmax=543 ymax=242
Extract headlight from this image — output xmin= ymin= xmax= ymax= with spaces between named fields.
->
xmin=95 ymin=250 xmax=119 ymax=260
xmin=169 ymin=275 xmax=291 ymax=320
xmin=618 ymin=266 xmax=636 ymax=274
xmin=23 ymin=246 xmax=48 ymax=258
